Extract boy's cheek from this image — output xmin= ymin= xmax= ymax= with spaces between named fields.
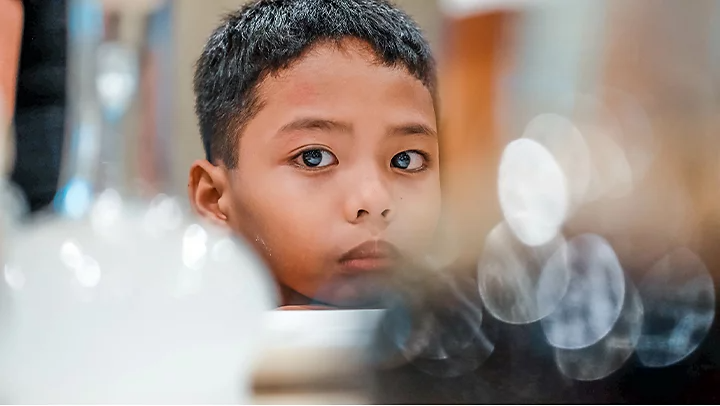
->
xmin=397 ymin=187 xmax=442 ymax=226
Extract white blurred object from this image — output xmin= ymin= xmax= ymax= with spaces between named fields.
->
xmin=574 ymin=94 xmax=635 ymax=202
xmin=477 ymin=222 xmax=569 ymax=324
xmin=96 ymin=42 xmax=138 ymax=121
xmin=602 ymin=88 xmax=657 ymax=184
xmin=636 ymin=248 xmax=715 ymax=368
xmin=0 ymin=198 xmax=277 ymax=403
xmin=541 ymin=234 xmax=626 ymax=350
xmin=586 ymin=128 xmax=634 ymax=201
xmin=0 ymin=1 xmax=278 ymax=402
xmin=522 ymin=113 xmax=591 ymax=214
xmin=498 ymin=138 xmax=569 ymax=247
xmin=255 ymin=309 xmax=384 ymax=388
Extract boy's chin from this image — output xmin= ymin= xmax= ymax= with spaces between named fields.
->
xmin=285 ymin=261 xmax=435 ymax=309
xmin=307 ymin=273 xmax=398 ymax=309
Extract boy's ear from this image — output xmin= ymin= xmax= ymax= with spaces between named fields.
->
xmin=188 ymin=159 xmax=231 ymax=226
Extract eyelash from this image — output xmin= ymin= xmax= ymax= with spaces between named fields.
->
xmin=290 ymin=147 xmax=337 ymax=171
xmin=290 ymin=148 xmax=431 ymax=172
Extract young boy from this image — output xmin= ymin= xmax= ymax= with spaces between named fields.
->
xmin=188 ymin=0 xmax=441 ymax=308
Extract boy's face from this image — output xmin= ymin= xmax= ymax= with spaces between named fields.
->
xmin=190 ymin=40 xmax=441 ymax=307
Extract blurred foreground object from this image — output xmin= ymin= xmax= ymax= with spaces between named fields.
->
xmin=253 ymin=309 xmax=384 ymax=404
xmin=0 ymin=0 xmax=277 ymax=403
xmin=374 ymin=0 xmax=720 ymax=403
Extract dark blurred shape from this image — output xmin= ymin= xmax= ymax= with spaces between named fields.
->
xmin=553 ymin=276 xmax=643 ymax=381
xmin=11 ymin=0 xmax=67 ymax=213
xmin=636 ymin=248 xmax=715 ymax=368
xmin=541 ymin=234 xmax=625 ymax=350
xmin=371 ymin=265 xmax=495 ymax=379
xmin=371 ymin=261 xmax=720 ymax=404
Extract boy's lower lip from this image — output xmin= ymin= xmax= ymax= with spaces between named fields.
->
xmin=339 ymin=257 xmax=397 ymax=273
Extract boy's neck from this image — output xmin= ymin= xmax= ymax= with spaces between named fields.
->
xmin=279 ymin=284 xmax=345 ymax=309
xmin=280 ymin=284 xmax=315 ymax=307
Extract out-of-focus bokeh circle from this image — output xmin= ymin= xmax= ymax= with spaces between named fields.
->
xmin=498 ymin=138 xmax=569 ymax=247
xmin=554 ymin=277 xmax=643 ymax=381
xmin=541 ymin=234 xmax=625 ymax=350
xmin=478 ymin=222 xmax=569 ymax=324
xmin=521 ymin=113 xmax=591 ymax=213
xmin=380 ymin=274 xmax=494 ymax=378
xmin=636 ymin=248 xmax=715 ymax=368
xmin=572 ymin=94 xmax=635 ymax=202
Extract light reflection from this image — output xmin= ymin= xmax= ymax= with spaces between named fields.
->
xmin=75 ymin=255 xmax=102 ymax=288
xmin=154 ymin=196 xmax=183 ymax=230
xmin=636 ymin=248 xmax=715 ymax=368
xmin=143 ymin=194 xmax=183 ymax=237
xmin=96 ymin=42 xmax=138 ymax=119
xmin=58 ymin=179 xmax=93 ymax=220
xmin=182 ymin=224 xmax=208 ymax=270
xmin=522 ymin=113 xmax=591 ymax=212
xmin=4 ymin=265 xmax=26 ymax=291
xmin=210 ymin=238 xmax=236 ymax=263
xmin=585 ymin=126 xmax=634 ymax=201
xmin=554 ymin=277 xmax=643 ymax=381
xmin=603 ymin=88 xmax=656 ymax=184
xmin=498 ymin=138 xmax=569 ymax=247
xmin=541 ymin=234 xmax=625 ymax=349
xmin=90 ymin=188 xmax=123 ymax=234
xmin=60 ymin=240 xmax=84 ymax=270
xmin=477 ymin=222 xmax=569 ymax=324
xmin=573 ymin=94 xmax=635 ymax=202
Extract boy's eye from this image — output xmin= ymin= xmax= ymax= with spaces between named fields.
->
xmin=391 ymin=151 xmax=425 ymax=171
xmin=297 ymin=149 xmax=338 ymax=168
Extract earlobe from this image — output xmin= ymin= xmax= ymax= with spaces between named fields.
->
xmin=188 ymin=160 xmax=230 ymax=226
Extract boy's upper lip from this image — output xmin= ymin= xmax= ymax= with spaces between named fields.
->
xmin=339 ymin=240 xmax=401 ymax=263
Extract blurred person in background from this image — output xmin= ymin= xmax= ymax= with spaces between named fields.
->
xmin=1 ymin=0 xmax=67 ymax=213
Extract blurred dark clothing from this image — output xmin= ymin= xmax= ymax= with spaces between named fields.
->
xmin=11 ymin=0 xmax=67 ymax=212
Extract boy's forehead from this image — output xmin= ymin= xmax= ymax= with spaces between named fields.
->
xmin=257 ymin=39 xmax=433 ymax=109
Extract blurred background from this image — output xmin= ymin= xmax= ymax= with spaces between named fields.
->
xmin=2 ymin=0 xmax=720 ymax=403
xmin=9 ymin=0 xmax=720 ymax=269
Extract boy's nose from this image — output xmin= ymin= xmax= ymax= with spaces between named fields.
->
xmin=344 ymin=175 xmax=395 ymax=226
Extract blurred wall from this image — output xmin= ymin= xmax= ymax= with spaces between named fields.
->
xmin=171 ymin=0 xmax=440 ymax=196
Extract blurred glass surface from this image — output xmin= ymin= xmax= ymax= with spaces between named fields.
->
xmin=0 ymin=0 xmax=277 ymax=403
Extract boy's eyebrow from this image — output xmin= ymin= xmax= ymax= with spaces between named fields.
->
xmin=388 ymin=123 xmax=437 ymax=139
xmin=277 ymin=118 xmax=353 ymax=137
xmin=275 ymin=118 xmax=437 ymax=139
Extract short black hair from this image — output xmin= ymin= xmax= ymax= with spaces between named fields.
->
xmin=193 ymin=0 xmax=437 ymax=167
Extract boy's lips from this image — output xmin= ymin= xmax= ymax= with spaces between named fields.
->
xmin=338 ymin=240 xmax=402 ymax=273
